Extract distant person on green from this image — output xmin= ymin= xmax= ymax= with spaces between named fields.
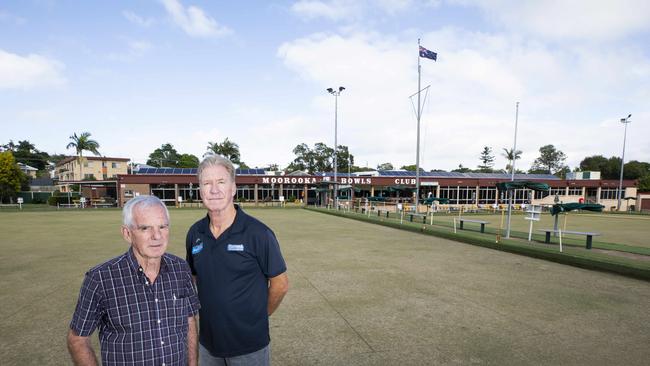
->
xmin=186 ymin=155 xmax=289 ymax=366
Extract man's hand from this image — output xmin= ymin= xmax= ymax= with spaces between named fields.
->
xmin=67 ymin=329 xmax=98 ymax=366
xmin=268 ymin=272 xmax=289 ymax=316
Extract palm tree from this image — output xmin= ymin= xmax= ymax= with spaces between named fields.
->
xmin=501 ymin=148 xmax=522 ymax=174
xmin=205 ymin=138 xmax=241 ymax=164
xmin=66 ymin=132 xmax=100 ymax=180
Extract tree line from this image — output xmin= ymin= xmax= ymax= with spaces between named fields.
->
xmin=2 ymin=133 xmax=650 ymax=203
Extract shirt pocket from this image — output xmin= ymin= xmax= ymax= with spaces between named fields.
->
xmin=162 ymin=293 xmax=188 ymax=331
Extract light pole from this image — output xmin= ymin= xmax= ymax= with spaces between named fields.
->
xmin=327 ymin=86 xmax=345 ymax=208
xmin=617 ymin=114 xmax=632 ymax=211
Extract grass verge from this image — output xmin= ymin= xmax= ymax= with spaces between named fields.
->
xmin=306 ymin=207 xmax=650 ymax=281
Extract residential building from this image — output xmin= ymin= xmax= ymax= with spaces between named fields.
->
xmin=56 ymin=156 xmax=130 ymax=181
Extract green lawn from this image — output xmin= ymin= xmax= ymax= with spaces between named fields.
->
xmin=1 ymin=208 xmax=649 ymax=365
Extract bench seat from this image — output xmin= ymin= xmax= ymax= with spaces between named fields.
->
xmin=458 ymin=218 xmax=490 ymax=233
xmin=537 ymin=229 xmax=601 ymax=249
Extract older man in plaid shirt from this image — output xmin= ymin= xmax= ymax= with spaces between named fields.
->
xmin=67 ymin=195 xmax=200 ymax=366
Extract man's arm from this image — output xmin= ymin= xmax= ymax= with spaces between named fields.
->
xmin=268 ymin=272 xmax=289 ymax=316
xmin=187 ymin=316 xmax=198 ymax=366
xmin=67 ymin=329 xmax=98 ymax=366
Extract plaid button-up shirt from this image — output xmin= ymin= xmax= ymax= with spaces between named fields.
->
xmin=70 ymin=248 xmax=200 ymax=366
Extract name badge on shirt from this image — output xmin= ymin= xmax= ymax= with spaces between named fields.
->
xmin=192 ymin=240 xmax=204 ymax=255
xmin=227 ymin=244 xmax=244 ymax=252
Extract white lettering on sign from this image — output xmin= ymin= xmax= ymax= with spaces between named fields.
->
xmin=262 ymin=177 xmax=316 ymax=184
xmin=340 ymin=177 xmax=372 ymax=184
xmin=394 ymin=178 xmax=416 ymax=185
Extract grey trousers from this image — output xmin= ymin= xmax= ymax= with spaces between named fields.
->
xmin=199 ymin=343 xmax=270 ymax=366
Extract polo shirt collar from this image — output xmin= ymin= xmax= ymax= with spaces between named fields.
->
xmin=199 ymin=204 xmax=247 ymax=235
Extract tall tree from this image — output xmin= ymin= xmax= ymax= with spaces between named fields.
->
xmin=400 ymin=164 xmax=425 ymax=172
xmin=312 ymin=142 xmax=334 ymax=172
xmin=623 ymin=160 xmax=650 ymax=180
xmin=206 ymin=138 xmax=242 ymax=164
xmin=0 ymin=151 xmax=24 ymax=203
xmin=66 ymin=132 xmax=100 ymax=180
xmin=177 ymin=154 xmax=200 ymax=168
xmin=147 ymin=143 xmax=180 ymax=167
xmin=287 ymin=143 xmax=315 ymax=173
xmin=637 ymin=175 xmax=650 ymax=191
xmin=603 ymin=157 xmax=622 ymax=179
xmin=2 ymin=140 xmax=50 ymax=171
xmin=501 ymin=147 xmax=522 ymax=173
xmin=377 ymin=162 xmax=394 ymax=171
xmin=530 ymin=144 xmax=567 ymax=174
xmin=452 ymin=164 xmax=472 ymax=173
xmin=579 ymin=155 xmax=609 ymax=174
xmin=336 ymin=145 xmax=354 ymax=172
xmin=478 ymin=146 xmax=495 ymax=172
xmin=287 ymin=142 xmax=352 ymax=174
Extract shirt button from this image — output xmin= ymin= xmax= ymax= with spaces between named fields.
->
xmin=155 ymin=298 xmax=158 ymax=302
xmin=157 ymin=319 xmax=161 ymax=324
xmin=161 ymin=341 xmax=164 ymax=345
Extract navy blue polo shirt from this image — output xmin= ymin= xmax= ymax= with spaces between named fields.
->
xmin=185 ymin=205 xmax=287 ymax=358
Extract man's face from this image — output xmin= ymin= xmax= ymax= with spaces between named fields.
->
xmin=122 ymin=204 xmax=169 ymax=261
xmin=200 ymin=165 xmax=236 ymax=213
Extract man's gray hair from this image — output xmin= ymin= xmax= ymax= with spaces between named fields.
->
xmin=198 ymin=154 xmax=236 ymax=182
xmin=123 ymin=195 xmax=170 ymax=228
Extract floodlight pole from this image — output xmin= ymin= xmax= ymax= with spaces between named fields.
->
xmin=617 ymin=114 xmax=632 ymax=211
xmin=327 ymin=86 xmax=345 ymax=209
xmin=505 ymin=101 xmax=519 ymax=239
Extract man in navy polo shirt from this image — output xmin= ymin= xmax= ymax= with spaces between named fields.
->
xmin=186 ymin=155 xmax=288 ymax=365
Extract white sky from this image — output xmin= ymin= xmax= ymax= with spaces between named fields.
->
xmin=1 ymin=0 xmax=649 ymax=171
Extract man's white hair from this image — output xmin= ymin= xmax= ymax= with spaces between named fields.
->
xmin=122 ymin=195 xmax=170 ymax=228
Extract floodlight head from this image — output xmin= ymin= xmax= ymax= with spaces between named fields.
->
xmin=627 ymin=114 xmax=632 ymax=118
xmin=621 ymin=118 xmax=626 ymax=123
xmin=326 ymin=88 xmax=334 ymax=93
xmin=339 ymin=86 xmax=345 ymax=92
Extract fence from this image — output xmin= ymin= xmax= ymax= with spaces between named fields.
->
xmin=17 ymin=191 xmax=56 ymax=204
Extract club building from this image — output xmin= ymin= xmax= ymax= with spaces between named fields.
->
xmin=112 ymin=168 xmax=643 ymax=212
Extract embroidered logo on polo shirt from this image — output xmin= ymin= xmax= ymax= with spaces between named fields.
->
xmin=227 ymin=244 xmax=244 ymax=252
xmin=192 ymin=239 xmax=204 ymax=255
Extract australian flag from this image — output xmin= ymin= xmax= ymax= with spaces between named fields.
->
xmin=419 ymin=46 xmax=437 ymax=61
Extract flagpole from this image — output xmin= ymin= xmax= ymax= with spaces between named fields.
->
xmin=415 ymin=38 xmax=422 ymax=214
xmin=505 ymin=101 xmax=519 ymax=239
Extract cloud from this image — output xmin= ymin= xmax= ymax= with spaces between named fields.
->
xmin=291 ymin=1 xmax=363 ymax=21
xmin=160 ymin=0 xmax=232 ymax=38
xmin=457 ymin=0 xmax=650 ymax=41
xmin=0 ymin=49 xmax=66 ymax=90
xmin=277 ymin=28 xmax=650 ymax=170
xmin=290 ymin=0 xmax=418 ymax=21
xmin=108 ymin=40 xmax=154 ymax=62
xmin=122 ymin=10 xmax=155 ymax=27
